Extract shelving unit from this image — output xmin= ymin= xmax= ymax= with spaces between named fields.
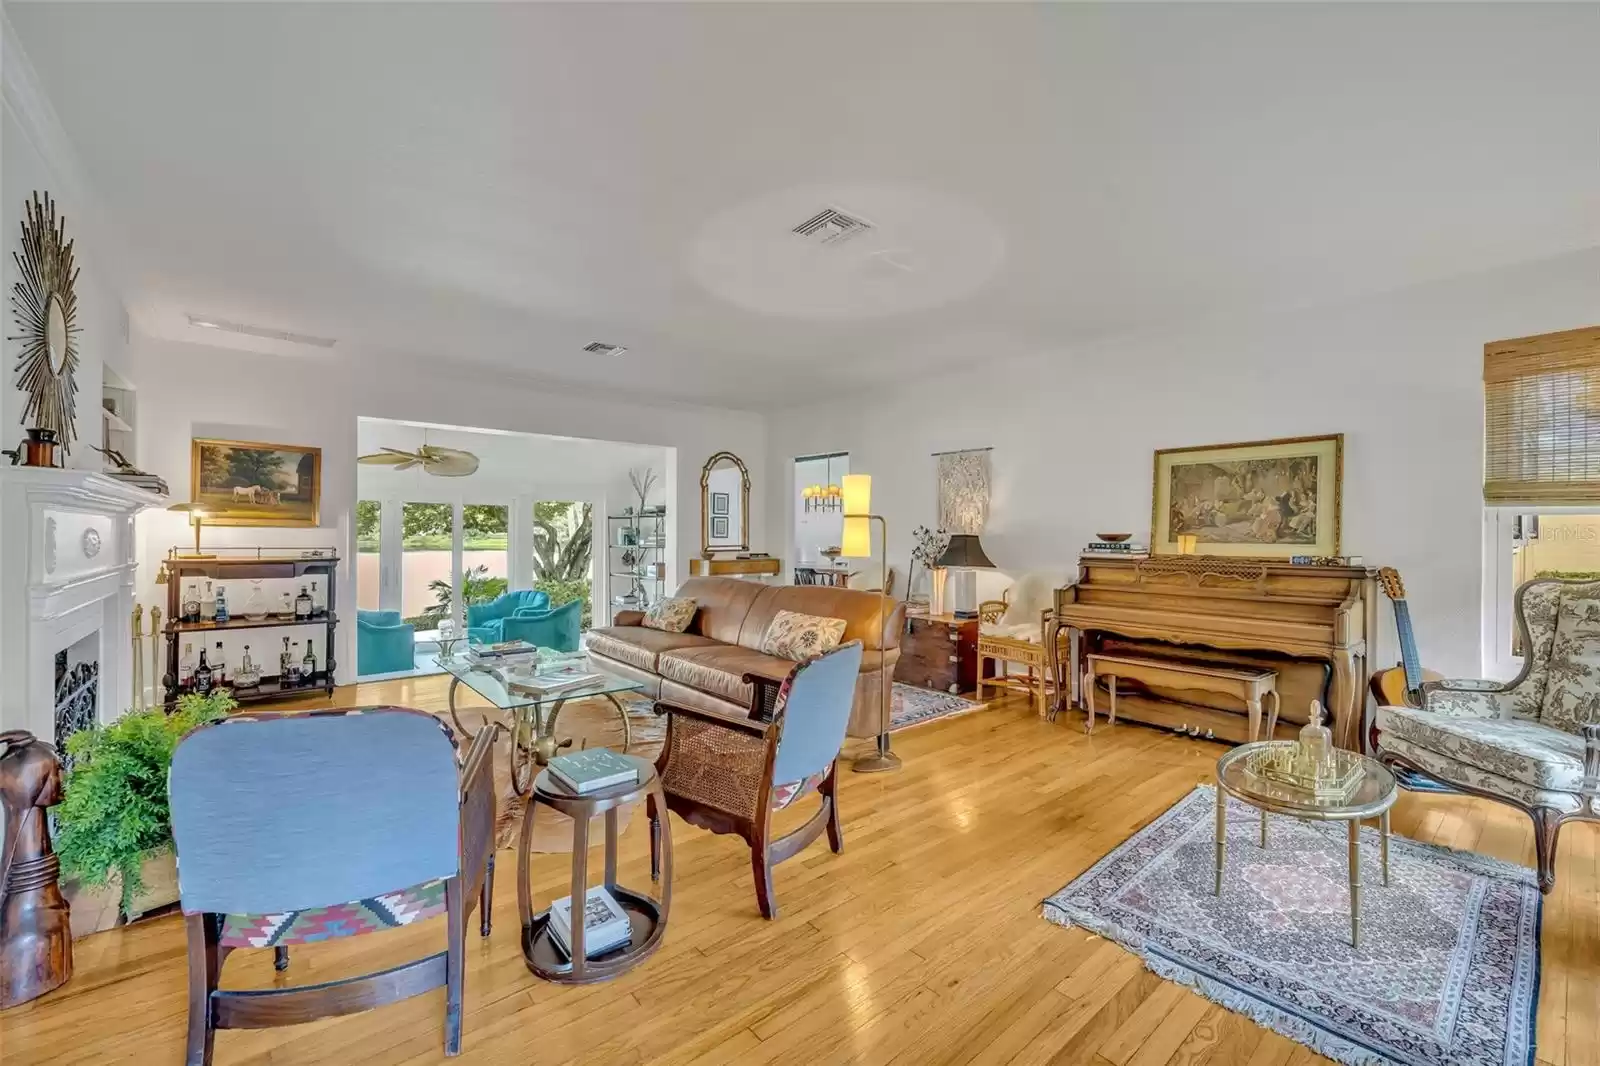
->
xmin=161 ymin=548 xmax=339 ymax=707
xmin=606 ymin=510 xmax=666 ymax=613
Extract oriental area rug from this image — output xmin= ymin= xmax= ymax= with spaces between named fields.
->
xmin=1041 ymin=787 xmax=1542 ymax=1066
xmin=889 ymin=683 xmax=983 ymax=731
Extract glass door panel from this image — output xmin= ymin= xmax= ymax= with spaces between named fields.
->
xmin=401 ymin=502 xmax=455 ymax=631
xmin=532 ymin=501 xmax=594 ymax=629
xmin=463 ymin=503 xmax=510 ymax=612
xmin=356 ymin=500 xmax=381 ymax=611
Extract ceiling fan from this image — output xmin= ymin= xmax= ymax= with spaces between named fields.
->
xmin=357 ymin=443 xmax=480 ymax=477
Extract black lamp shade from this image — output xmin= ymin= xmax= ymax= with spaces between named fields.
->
xmin=934 ymin=534 xmax=995 ymax=569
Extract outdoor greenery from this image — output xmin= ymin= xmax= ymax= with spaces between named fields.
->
xmin=55 ymin=690 xmax=238 ymax=911
xmin=356 ymin=500 xmax=510 ymax=552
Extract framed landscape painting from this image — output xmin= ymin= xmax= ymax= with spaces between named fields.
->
xmin=191 ymin=438 xmax=321 ymax=527
xmin=1151 ymin=434 xmax=1342 ymax=558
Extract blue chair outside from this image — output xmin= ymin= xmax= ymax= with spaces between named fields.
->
xmin=494 ymin=598 xmax=583 ymax=652
xmin=169 ymin=707 xmax=497 ymax=1063
xmin=465 ymin=589 xmax=550 ymax=644
xmin=652 ymin=641 xmax=864 ymax=919
xmin=357 ymin=609 xmax=416 ymax=676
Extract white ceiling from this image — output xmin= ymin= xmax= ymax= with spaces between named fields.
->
xmin=9 ymin=2 xmax=1598 ymax=407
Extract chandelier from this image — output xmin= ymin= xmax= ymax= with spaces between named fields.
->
xmin=803 ymin=483 xmax=842 ymax=512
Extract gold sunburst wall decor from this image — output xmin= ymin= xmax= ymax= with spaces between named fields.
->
xmin=10 ymin=191 xmax=81 ymax=453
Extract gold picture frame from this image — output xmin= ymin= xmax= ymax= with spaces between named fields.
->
xmin=700 ymin=450 xmax=750 ymax=555
xmin=1151 ymin=434 xmax=1342 ymax=558
xmin=191 ymin=437 xmax=321 ymax=527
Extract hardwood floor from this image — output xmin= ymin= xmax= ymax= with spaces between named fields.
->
xmin=5 ymin=675 xmax=1596 ymax=1066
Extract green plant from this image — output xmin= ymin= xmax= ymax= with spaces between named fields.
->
xmin=55 ymin=690 xmax=238 ymax=911
xmin=533 ymin=576 xmax=594 ymax=628
xmin=420 ymin=564 xmax=508 ymax=624
xmin=531 ymin=501 xmax=592 ymax=582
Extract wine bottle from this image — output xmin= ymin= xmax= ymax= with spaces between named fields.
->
xmin=194 ymin=649 xmax=213 ymax=695
xmin=215 ymin=584 xmax=230 ymax=623
xmin=213 ymin=641 xmax=228 ymax=686
xmin=201 ymin=580 xmax=216 ymax=622
xmin=179 ymin=642 xmax=195 ymax=691
xmin=295 ymin=586 xmax=312 ymax=620
xmin=282 ymin=636 xmax=299 ymax=685
xmin=302 ymin=640 xmax=317 ymax=684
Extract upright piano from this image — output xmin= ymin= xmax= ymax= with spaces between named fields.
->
xmin=1050 ymin=554 xmax=1379 ymax=750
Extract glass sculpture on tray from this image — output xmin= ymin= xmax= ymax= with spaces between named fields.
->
xmin=1245 ymin=700 xmax=1363 ymax=802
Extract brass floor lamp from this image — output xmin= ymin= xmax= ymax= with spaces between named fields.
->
xmin=842 ymin=475 xmax=900 ymax=773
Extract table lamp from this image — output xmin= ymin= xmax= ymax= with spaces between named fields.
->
xmin=168 ymin=502 xmax=213 ymax=558
xmin=842 ymin=474 xmax=898 ymax=773
xmin=934 ymin=534 xmax=995 ymax=620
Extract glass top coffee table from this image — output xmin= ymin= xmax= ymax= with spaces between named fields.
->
xmin=437 ymin=655 xmax=644 ymax=795
xmin=1214 ymin=741 xmax=1398 ymax=948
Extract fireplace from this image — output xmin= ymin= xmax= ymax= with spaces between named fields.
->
xmin=0 ymin=469 xmax=165 ymax=743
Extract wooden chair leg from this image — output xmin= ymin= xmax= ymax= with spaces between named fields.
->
xmin=479 ymin=855 xmax=495 ymax=938
xmin=822 ymin=763 xmax=844 ymax=854
xmin=185 ymin=915 xmax=221 ymax=1066
xmin=273 ymin=946 xmax=289 ymax=972
xmin=444 ymin=876 xmax=465 ymax=1055
xmin=752 ymin=846 xmax=777 ymax=920
xmin=647 ymin=791 xmax=662 ymax=883
xmin=1531 ymin=807 xmax=1564 ymax=895
xmin=1084 ymin=668 xmax=1096 ymax=733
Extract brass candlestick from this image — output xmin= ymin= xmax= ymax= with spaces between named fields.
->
xmin=131 ymin=604 xmax=145 ymax=712
xmin=149 ymin=606 xmax=163 ymax=707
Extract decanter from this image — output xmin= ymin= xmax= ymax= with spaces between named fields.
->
xmin=234 ymin=645 xmax=261 ymax=688
xmin=243 ymin=580 xmax=270 ymax=621
xmin=1294 ymin=700 xmax=1336 ymax=782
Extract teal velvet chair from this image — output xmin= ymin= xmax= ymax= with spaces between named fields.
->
xmin=356 ymin=610 xmax=416 ymax=677
xmin=464 ymin=590 xmax=550 ymax=644
xmin=493 ymin=599 xmax=582 ymax=652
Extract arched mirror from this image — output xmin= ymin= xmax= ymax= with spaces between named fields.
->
xmin=701 ymin=451 xmax=750 ymax=555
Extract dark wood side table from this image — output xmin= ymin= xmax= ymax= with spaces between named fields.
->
xmin=516 ymin=754 xmax=672 ymax=984
xmin=895 ymin=611 xmax=978 ymax=695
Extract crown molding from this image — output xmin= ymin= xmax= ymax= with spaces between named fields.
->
xmin=1 ymin=7 xmax=137 ymax=306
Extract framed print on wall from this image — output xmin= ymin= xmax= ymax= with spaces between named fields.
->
xmin=711 ymin=491 xmax=730 ymax=517
xmin=1151 ymin=434 xmax=1342 ymax=558
xmin=191 ymin=438 xmax=322 ymax=527
xmin=711 ymin=515 xmax=729 ymax=539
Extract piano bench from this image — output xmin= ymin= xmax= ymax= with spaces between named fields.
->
xmin=1083 ymin=653 xmax=1280 ymax=741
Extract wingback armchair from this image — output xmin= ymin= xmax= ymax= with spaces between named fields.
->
xmin=169 ymin=707 xmax=496 ymax=1063
xmin=1375 ymin=578 xmax=1600 ymax=893
xmin=653 ymin=641 xmax=864 ymax=919
xmin=357 ymin=609 xmax=416 ymax=676
xmin=465 ymin=589 xmax=551 ymax=644
xmin=495 ymin=598 xmax=583 ymax=652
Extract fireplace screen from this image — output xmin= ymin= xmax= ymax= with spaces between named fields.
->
xmin=54 ymin=639 xmax=99 ymax=767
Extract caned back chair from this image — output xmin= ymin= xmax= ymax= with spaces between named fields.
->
xmin=653 ymin=641 xmax=864 ymax=918
xmin=169 ymin=707 xmax=496 ymax=1064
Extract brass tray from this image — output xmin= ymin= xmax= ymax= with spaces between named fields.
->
xmin=1244 ymin=742 xmax=1365 ymax=803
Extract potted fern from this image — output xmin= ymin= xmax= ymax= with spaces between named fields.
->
xmin=55 ymin=691 xmax=236 ymax=933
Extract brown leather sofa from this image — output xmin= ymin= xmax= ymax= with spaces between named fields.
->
xmin=585 ymin=577 xmax=904 ymax=738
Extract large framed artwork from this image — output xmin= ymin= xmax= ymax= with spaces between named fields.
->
xmin=191 ymin=438 xmax=321 ymax=527
xmin=1151 ymin=434 xmax=1342 ymax=558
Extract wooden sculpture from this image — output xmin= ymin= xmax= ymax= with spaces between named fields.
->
xmin=0 ymin=730 xmax=72 ymax=1008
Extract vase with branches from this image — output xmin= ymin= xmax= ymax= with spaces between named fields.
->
xmin=907 ymin=525 xmax=950 ymax=608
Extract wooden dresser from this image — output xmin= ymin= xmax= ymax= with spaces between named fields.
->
xmin=895 ymin=612 xmax=978 ymax=695
xmin=1051 ymin=555 xmax=1378 ymax=750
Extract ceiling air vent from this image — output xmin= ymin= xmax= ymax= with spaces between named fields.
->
xmin=792 ymin=206 xmax=875 ymax=247
xmin=187 ymin=314 xmax=336 ymax=349
xmin=583 ymin=342 xmax=627 ymax=357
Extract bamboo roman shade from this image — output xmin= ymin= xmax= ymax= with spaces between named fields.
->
xmin=1484 ymin=326 xmax=1600 ymax=504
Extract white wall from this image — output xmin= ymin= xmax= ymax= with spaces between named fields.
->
xmin=767 ymin=248 xmax=1600 ymax=679
xmin=131 ymin=334 xmax=767 ymax=684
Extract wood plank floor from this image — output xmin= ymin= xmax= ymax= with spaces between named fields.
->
xmin=4 ymin=675 xmax=1595 ymax=1066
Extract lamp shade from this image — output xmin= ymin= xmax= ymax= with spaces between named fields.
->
xmin=841 ymin=474 xmax=871 ymax=516
xmin=841 ymin=516 xmax=871 ymax=558
xmin=933 ymin=533 xmax=995 ymax=569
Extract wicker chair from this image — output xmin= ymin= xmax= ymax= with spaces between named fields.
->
xmin=652 ymin=641 xmax=865 ymax=919
xmin=169 ymin=707 xmax=496 ymax=1064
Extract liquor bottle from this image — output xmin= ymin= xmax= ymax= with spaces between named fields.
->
xmin=280 ymin=592 xmax=294 ymax=618
xmin=295 ymin=586 xmax=312 ymax=620
xmin=182 ymin=582 xmax=201 ymax=624
xmin=201 ymin=580 xmax=216 ymax=622
xmin=179 ymin=642 xmax=196 ymax=692
xmin=193 ymin=648 xmax=213 ymax=696
xmin=302 ymin=640 xmax=317 ymax=683
xmin=213 ymin=641 xmax=228 ymax=686
xmin=309 ymin=577 xmax=323 ymax=617
xmin=214 ymin=583 xmax=230 ymax=623
xmin=282 ymin=636 xmax=299 ymax=686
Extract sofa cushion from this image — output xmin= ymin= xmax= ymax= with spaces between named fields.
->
xmin=643 ymin=596 xmax=697 ymax=634
xmin=672 ymin=577 xmax=768 ymax=643
xmin=1377 ymin=735 xmax=1583 ymax=815
xmin=737 ymin=584 xmax=903 ymax=652
xmin=659 ymin=644 xmax=795 ymax=707
xmin=1541 ymin=581 xmax=1600 ymax=732
xmin=760 ymin=609 xmax=848 ymax=661
xmin=585 ymin=626 xmax=719 ymax=674
xmin=1375 ymin=704 xmax=1588 ymax=791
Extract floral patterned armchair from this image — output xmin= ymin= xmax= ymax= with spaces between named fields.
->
xmin=1375 ymin=578 xmax=1600 ymax=893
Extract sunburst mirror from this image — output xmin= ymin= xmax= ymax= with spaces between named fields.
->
xmin=10 ymin=191 xmax=81 ymax=453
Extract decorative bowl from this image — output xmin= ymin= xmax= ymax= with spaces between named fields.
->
xmin=820 ymin=547 xmax=842 ymax=559
xmin=1095 ymin=532 xmax=1133 ymax=543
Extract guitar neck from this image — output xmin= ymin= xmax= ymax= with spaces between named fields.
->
xmin=1393 ymin=600 xmax=1424 ymax=693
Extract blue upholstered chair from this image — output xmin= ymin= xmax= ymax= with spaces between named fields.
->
xmin=169 ymin=707 xmax=497 ymax=1063
xmin=356 ymin=609 xmax=416 ymax=676
xmin=464 ymin=590 xmax=550 ymax=644
xmin=652 ymin=641 xmax=864 ymax=919
xmin=494 ymin=598 xmax=583 ymax=652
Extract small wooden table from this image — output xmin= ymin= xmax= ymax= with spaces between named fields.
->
xmin=516 ymin=754 xmax=672 ymax=983
xmin=1084 ymin=653 xmax=1280 ymax=741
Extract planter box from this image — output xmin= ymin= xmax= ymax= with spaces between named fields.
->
xmin=62 ymin=873 xmax=122 ymax=939
xmin=125 ymin=849 xmax=179 ymax=920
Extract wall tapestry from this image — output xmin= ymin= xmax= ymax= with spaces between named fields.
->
xmin=191 ymin=437 xmax=322 ymax=527
xmin=1152 ymin=434 xmax=1342 ymax=558
xmin=937 ymin=448 xmax=991 ymax=535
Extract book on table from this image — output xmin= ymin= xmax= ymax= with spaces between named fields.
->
xmin=507 ymin=659 xmax=603 ymax=697
xmin=547 ymin=885 xmax=632 ymax=958
xmin=547 ymin=748 xmax=639 ymax=794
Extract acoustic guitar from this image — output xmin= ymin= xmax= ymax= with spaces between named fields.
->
xmin=1369 ymin=567 xmax=1443 ymax=708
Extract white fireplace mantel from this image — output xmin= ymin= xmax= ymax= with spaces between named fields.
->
xmin=0 ymin=467 xmax=168 ymax=745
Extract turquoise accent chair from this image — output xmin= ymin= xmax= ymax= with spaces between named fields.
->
xmin=464 ymin=590 xmax=550 ymax=645
xmin=356 ymin=610 xmax=416 ymax=677
xmin=491 ymin=598 xmax=582 ymax=652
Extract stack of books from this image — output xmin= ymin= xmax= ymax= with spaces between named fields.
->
xmin=548 ymin=885 xmax=632 ymax=959
xmin=547 ymin=748 xmax=639 ymax=794
xmin=1083 ymin=540 xmax=1149 ymax=559
xmin=507 ymin=661 xmax=603 ymax=697
xmin=107 ymin=471 xmax=169 ymax=495
xmin=465 ymin=640 xmax=538 ymax=671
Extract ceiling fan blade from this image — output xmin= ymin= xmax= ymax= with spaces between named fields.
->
xmin=393 ymin=459 xmax=422 ymax=472
xmin=381 ymin=446 xmax=420 ymax=457
xmin=426 ymin=453 xmax=480 ymax=477
xmin=358 ymin=452 xmax=416 ymax=466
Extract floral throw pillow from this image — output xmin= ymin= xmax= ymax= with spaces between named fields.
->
xmin=761 ymin=609 xmax=848 ymax=662
xmin=642 ymin=597 xmax=697 ymax=633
